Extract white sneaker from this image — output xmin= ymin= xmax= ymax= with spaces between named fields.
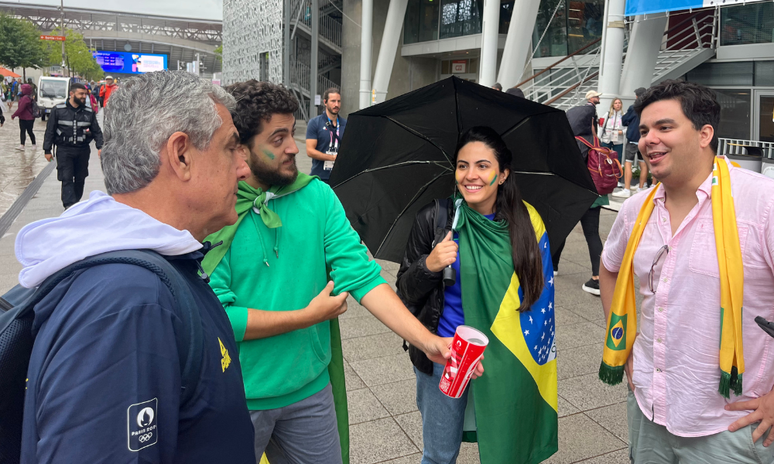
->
xmin=612 ymin=189 xmax=631 ymax=198
xmin=15 ymin=145 xmax=24 ymax=151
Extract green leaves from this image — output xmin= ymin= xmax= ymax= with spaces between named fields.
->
xmin=0 ymin=14 xmax=48 ymax=72
xmin=43 ymin=27 xmax=104 ymax=81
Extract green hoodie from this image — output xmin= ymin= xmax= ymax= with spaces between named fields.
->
xmin=208 ymin=177 xmax=385 ymax=410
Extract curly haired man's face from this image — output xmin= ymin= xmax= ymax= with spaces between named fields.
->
xmin=246 ymin=113 xmax=299 ymax=188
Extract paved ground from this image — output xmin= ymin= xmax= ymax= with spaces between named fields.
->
xmin=0 ymin=117 xmax=631 ymax=463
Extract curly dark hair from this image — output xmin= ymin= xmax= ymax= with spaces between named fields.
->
xmin=634 ymin=80 xmax=720 ymax=153
xmin=225 ymin=80 xmax=299 ymax=146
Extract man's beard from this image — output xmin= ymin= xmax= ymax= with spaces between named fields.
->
xmin=250 ymin=151 xmax=298 ymax=187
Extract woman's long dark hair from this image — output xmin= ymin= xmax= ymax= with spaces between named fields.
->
xmin=455 ymin=126 xmax=544 ymax=312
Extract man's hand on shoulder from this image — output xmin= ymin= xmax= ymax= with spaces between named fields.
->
xmin=727 ymin=388 xmax=774 ymax=446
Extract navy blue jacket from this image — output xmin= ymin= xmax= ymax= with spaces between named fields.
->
xmin=21 ymin=251 xmax=255 ymax=463
xmin=622 ymin=105 xmax=640 ymax=143
xmin=306 ymin=113 xmax=347 ymax=180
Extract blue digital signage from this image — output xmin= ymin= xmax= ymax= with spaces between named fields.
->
xmin=92 ymin=51 xmax=168 ymax=75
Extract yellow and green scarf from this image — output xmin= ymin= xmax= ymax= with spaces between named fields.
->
xmin=599 ymin=157 xmax=745 ymax=398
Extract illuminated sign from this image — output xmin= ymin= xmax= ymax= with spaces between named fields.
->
xmin=92 ymin=51 xmax=168 ymax=75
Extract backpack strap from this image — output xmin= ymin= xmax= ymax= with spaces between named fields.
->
xmin=26 ymin=250 xmax=204 ymax=406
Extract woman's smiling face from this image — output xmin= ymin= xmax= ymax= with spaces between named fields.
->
xmin=455 ymin=141 xmax=506 ymax=215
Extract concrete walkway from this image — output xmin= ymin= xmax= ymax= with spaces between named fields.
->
xmin=0 ymin=120 xmax=630 ymax=463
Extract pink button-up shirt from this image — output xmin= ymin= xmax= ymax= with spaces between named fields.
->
xmin=601 ymin=159 xmax=774 ymax=437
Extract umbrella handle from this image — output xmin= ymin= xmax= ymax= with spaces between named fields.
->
xmin=443 ymin=266 xmax=456 ymax=287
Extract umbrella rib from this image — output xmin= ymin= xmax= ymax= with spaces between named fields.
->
xmin=374 ymin=170 xmax=451 ymax=258
xmin=383 ymin=116 xmax=455 ymax=166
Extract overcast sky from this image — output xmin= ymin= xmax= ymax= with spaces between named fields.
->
xmin=7 ymin=0 xmax=223 ymax=21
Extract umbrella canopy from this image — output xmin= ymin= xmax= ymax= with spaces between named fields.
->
xmin=329 ymin=76 xmax=599 ymax=263
xmin=0 ymin=68 xmax=21 ymax=78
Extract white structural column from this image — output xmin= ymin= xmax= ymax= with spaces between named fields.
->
xmin=497 ymin=0 xmax=541 ymax=89
xmin=310 ymin=0 xmax=319 ymax=117
xmin=478 ymin=0 xmax=501 ymax=86
xmin=619 ymin=14 xmax=668 ymax=106
xmin=372 ymin=0 xmax=409 ymax=104
xmin=597 ymin=0 xmax=626 ymax=112
xmin=359 ymin=0 xmax=373 ymax=109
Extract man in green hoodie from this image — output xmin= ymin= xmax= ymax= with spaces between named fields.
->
xmin=204 ymin=80 xmax=471 ymax=464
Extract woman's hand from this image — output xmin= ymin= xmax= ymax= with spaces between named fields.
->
xmin=426 ymin=231 xmax=458 ymax=273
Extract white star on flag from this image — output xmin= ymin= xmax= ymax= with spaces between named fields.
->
xmin=548 ymin=302 xmax=553 ymax=310
xmin=549 ymin=277 xmax=554 ymax=286
xmin=524 ymin=330 xmax=530 ymax=336
xmin=541 ymin=333 xmax=545 ymax=340
xmin=529 ymin=316 xmax=533 ymax=324
xmin=541 ymin=308 xmax=546 ymax=314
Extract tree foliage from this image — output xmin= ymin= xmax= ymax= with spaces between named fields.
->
xmin=214 ymin=44 xmax=222 ymax=64
xmin=44 ymin=27 xmax=104 ymax=81
xmin=0 ymin=14 xmax=48 ymax=71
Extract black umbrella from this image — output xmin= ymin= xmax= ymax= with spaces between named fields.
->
xmin=329 ymin=76 xmax=598 ymax=263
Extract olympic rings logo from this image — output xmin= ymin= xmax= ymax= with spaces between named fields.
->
xmin=138 ymin=433 xmax=153 ymax=443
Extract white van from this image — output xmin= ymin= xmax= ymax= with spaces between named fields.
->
xmin=38 ymin=77 xmax=70 ymax=121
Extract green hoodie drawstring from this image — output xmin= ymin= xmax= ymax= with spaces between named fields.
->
xmin=249 ymin=211 xmax=270 ymax=267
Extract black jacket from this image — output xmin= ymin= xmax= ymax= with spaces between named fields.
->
xmin=396 ymin=199 xmax=453 ymax=375
xmin=43 ymin=100 xmax=103 ymax=154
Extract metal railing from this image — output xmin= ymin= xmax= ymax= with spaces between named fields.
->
xmin=293 ymin=0 xmax=342 ymax=48
xmin=521 ymin=8 xmax=719 ymax=110
xmin=719 ymin=138 xmax=774 ymax=159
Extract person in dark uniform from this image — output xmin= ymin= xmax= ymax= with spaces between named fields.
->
xmin=43 ymin=82 xmax=103 ymax=209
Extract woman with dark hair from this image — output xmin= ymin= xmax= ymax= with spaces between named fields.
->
xmin=397 ymin=126 xmax=558 ymax=463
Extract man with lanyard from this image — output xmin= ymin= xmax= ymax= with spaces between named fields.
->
xmin=43 ymin=82 xmax=103 ymax=209
xmin=306 ymin=87 xmax=345 ymax=184
xmin=599 ymin=80 xmax=774 ymax=462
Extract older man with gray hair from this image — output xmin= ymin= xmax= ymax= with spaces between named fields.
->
xmin=15 ymin=71 xmax=255 ymax=463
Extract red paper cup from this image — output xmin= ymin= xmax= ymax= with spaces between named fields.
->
xmin=439 ymin=325 xmax=489 ymax=398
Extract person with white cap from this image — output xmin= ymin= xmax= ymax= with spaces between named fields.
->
xmin=99 ymin=75 xmax=118 ymax=107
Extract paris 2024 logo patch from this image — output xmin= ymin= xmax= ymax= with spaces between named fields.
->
xmin=127 ymin=398 xmax=158 ymax=452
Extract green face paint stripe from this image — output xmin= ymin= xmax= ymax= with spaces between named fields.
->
xmin=489 ymin=174 xmax=497 ymax=186
xmin=261 ymin=149 xmax=276 ymax=160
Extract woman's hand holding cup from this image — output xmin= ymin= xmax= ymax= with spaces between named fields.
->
xmin=426 ymin=231 xmax=458 ymax=273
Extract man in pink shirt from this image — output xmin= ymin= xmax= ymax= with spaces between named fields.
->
xmin=600 ymin=80 xmax=774 ymax=462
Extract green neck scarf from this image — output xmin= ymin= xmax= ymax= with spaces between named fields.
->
xmin=201 ymin=173 xmax=316 ymax=275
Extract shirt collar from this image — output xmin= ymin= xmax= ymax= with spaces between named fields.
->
xmin=652 ymin=156 xmax=730 ymax=205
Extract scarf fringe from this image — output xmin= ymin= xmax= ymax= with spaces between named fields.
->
xmin=598 ymin=362 xmax=624 ymax=385
xmin=718 ymin=368 xmax=743 ymax=399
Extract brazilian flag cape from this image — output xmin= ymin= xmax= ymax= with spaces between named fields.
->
xmin=202 ymin=177 xmax=350 ymax=464
xmin=456 ymin=200 xmax=558 ymax=464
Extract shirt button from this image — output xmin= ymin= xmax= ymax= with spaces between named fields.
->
xmin=663 ymin=277 xmax=668 ymax=283
xmin=658 ymin=307 xmax=664 ymax=312
xmin=656 ymin=368 xmax=662 ymax=372
xmin=657 ymin=338 xmax=662 ymax=343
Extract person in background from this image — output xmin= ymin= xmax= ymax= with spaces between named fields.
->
xmin=397 ymin=126 xmax=555 ymax=464
xmin=11 ymin=83 xmax=36 ymax=151
xmin=87 ymin=88 xmax=99 ymax=114
xmin=613 ymin=87 xmax=649 ymax=198
xmin=555 ymin=90 xmax=607 ymax=295
xmin=306 ymin=87 xmax=345 ymax=184
xmin=99 ymin=76 xmax=118 ymax=107
xmin=492 ymin=83 xmax=502 ymax=91
xmin=600 ymin=97 xmax=624 ymax=169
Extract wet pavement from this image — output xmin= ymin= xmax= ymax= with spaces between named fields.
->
xmin=0 ymin=112 xmax=50 ymax=217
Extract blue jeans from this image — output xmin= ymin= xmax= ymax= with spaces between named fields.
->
xmin=415 ymin=363 xmax=470 ymax=464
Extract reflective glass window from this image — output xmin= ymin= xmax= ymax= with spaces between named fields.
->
xmin=721 ymin=3 xmax=774 ymax=46
xmin=714 ymin=89 xmax=752 ymax=140
xmin=404 ymin=0 xmax=440 ymax=44
xmin=440 ymin=0 xmax=483 ymax=39
xmin=755 ymin=61 xmax=774 ymax=86
xmin=686 ymin=61 xmax=754 ymax=86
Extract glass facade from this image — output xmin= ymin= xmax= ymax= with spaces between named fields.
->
xmin=404 ymin=0 xmax=517 ymax=44
xmin=760 ymin=96 xmax=774 ymax=143
xmin=533 ymin=0 xmax=604 ymax=58
xmin=714 ymin=89 xmax=752 ymax=140
xmin=720 ymin=2 xmax=774 ymax=46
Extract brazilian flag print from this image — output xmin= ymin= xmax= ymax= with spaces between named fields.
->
xmin=455 ymin=201 xmax=558 ymax=464
xmin=606 ymin=314 xmax=627 ymax=351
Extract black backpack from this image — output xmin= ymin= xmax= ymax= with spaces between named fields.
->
xmin=30 ymin=99 xmax=42 ymax=119
xmin=0 ymin=250 xmax=204 ymax=463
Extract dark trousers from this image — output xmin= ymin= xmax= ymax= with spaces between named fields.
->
xmin=19 ymin=119 xmax=35 ymax=145
xmin=56 ymin=147 xmax=90 ymax=208
xmin=552 ymin=206 xmax=603 ymax=276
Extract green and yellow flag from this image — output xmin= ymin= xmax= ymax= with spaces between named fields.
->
xmin=455 ymin=200 xmax=558 ymax=463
